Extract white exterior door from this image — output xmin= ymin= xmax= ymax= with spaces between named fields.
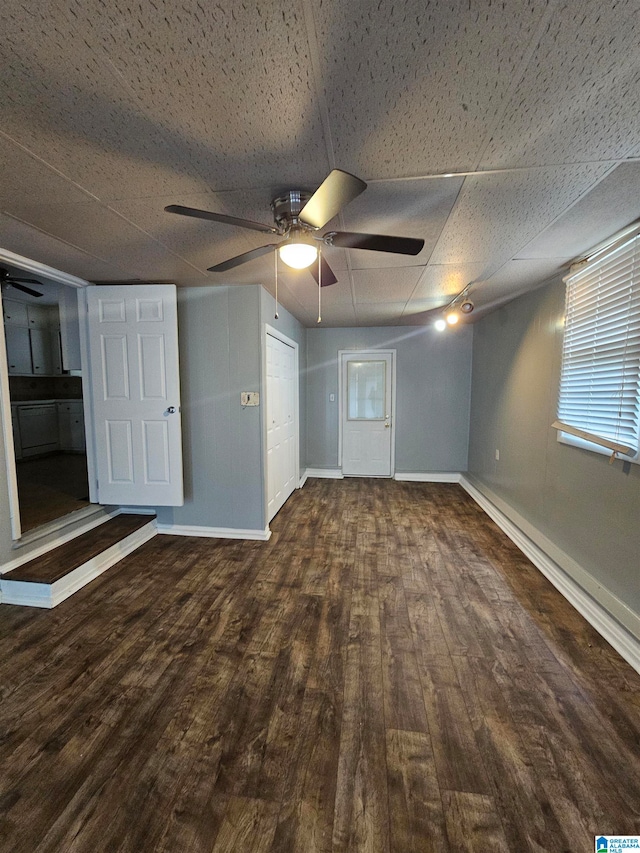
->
xmin=341 ymin=351 xmax=394 ymax=477
xmin=87 ymin=285 xmax=183 ymax=506
xmin=266 ymin=331 xmax=297 ymax=521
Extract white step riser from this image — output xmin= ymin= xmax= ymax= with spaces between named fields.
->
xmin=0 ymin=520 xmax=157 ymax=608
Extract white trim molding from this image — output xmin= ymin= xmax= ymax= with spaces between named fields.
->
xmin=304 ymin=468 xmax=344 ymax=479
xmin=460 ymin=476 xmax=640 ymax=675
xmin=1 ymin=519 xmax=157 ymax=608
xmin=156 ymin=523 xmax=272 ymax=541
xmin=394 ymin=472 xmax=462 ymax=483
xmin=298 ymin=471 xmax=308 ymax=489
xmin=0 ymin=248 xmax=90 ymax=290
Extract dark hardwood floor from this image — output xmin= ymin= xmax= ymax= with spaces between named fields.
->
xmin=0 ymin=479 xmax=639 ymax=852
xmin=16 ymin=452 xmax=90 ymax=533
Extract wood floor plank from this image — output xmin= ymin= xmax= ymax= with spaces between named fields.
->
xmin=441 ymin=791 xmax=510 ymax=853
xmin=1 ymin=479 xmax=639 ymax=853
xmin=386 ymin=729 xmax=448 ymax=853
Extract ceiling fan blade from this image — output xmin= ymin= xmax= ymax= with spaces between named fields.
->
xmin=299 ymin=170 xmax=367 ymax=230
xmin=165 ymin=204 xmax=278 ymax=235
xmin=326 ymin=231 xmax=425 ymax=255
xmin=309 ymin=255 xmax=338 ymax=287
xmin=11 ymin=276 xmax=43 ymax=285
xmin=208 ymin=244 xmax=278 ymax=272
xmin=11 ymin=282 xmax=43 ymax=298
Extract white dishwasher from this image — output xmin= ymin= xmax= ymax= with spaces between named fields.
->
xmin=17 ymin=404 xmax=59 ymax=457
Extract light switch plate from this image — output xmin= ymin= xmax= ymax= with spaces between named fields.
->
xmin=241 ymin=392 xmax=260 ymax=406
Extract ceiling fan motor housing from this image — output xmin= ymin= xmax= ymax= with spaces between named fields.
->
xmin=271 ymin=190 xmax=313 ymax=233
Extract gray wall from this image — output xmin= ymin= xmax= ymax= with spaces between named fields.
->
xmin=306 ymin=325 xmax=472 ymax=472
xmin=156 ymin=284 xmax=307 ymax=533
xmin=468 ymin=279 xmax=640 ymax=618
xmin=156 ymin=285 xmax=265 ymax=531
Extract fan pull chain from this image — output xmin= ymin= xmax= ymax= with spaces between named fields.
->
xmin=274 ymin=249 xmax=279 ymax=320
xmin=317 ymin=247 xmax=322 ymax=324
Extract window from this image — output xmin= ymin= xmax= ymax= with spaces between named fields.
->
xmin=556 ymin=227 xmax=640 ymax=461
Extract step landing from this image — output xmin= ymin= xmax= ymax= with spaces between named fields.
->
xmin=1 ymin=513 xmax=156 ymax=608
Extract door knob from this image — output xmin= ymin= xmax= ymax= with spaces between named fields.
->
xmin=167 ymin=406 xmax=176 ymax=414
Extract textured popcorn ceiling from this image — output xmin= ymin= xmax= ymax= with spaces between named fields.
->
xmin=0 ymin=0 xmax=639 ymax=326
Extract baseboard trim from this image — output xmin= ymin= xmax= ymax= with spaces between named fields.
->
xmin=460 ymin=476 xmax=640 ymax=675
xmin=156 ymin=524 xmax=272 ymax=541
xmin=1 ymin=520 xmax=157 ymax=609
xmin=305 ymin=468 xmax=344 ymax=479
xmin=394 ymin=472 xmax=462 ymax=483
xmin=298 ymin=471 xmax=308 ymax=489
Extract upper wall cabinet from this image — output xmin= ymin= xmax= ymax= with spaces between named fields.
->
xmin=3 ymin=298 xmax=62 ymax=376
xmin=2 ymin=299 xmax=28 ymax=327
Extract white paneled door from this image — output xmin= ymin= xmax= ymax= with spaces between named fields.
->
xmin=341 ymin=350 xmax=394 ymax=477
xmin=266 ymin=331 xmax=298 ymax=522
xmin=87 ymin=285 xmax=183 ymax=506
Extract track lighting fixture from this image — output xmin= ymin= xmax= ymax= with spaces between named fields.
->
xmin=434 ymin=284 xmax=475 ymax=331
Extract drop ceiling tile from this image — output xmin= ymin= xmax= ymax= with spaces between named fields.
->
xmin=399 ymin=305 xmax=443 ymax=326
xmin=0 ymin=213 xmax=135 ymax=281
xmin=0 ymin=2 xmax=213 ymax=202
xmin=313 ymin=304 xmax=358 ymax=327
xmin=340 ymin=178 xmax=463 ymax=269
xmin=3 ymin=201 xmax=199 ymax=281
xmin=516 ymin=163 xmax=640 ymax=260
xmin=313 ymin=0 xmax=550 ymax=178
xmin=354 ymin=303 xmax=406 ymax=325
xmin=411 ymin=263 xmax=487 ymax=302
xmin=353 ymin=267 xmax=423 ymax=304
xmin=476 ymin=258 xmax=571 ymax=309
xmin=0 ymin=141 xmax=95 ymax=206
xmin=280 ymin=276 xmax=354 ymax=308
xmin=480 ymin=0 xmax=640 ymax=167
xmin=59 ymin=0 xmax=330 ymax=189
xmin=430 ymin=164 xmax=610 ymax=268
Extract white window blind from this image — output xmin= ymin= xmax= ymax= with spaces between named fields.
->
xmin=557 ymin=232 xmax=640 ymax=458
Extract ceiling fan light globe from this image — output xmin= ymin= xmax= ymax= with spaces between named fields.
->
xmin=279 ymin=242 xmax=318 ymax=269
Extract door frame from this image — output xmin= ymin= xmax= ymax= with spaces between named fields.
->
xmin=0 ymin=248 xmax=92 ymax=540
xmin=262 ymin=324 xmax=300 ymax=526
xmin=338 ymin=349 xmax=397 ymax=477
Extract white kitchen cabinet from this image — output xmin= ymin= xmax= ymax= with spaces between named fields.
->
xmin=5 ymin=325 xmax=33 ymax=374
xmin=26 ymin=303 xmax=49 ymax=329
xmin=3 ymin=298 xmax=29 ymax=327
xmin=17 ymin=404 xmax=59 ymax=456
xmin=57 ymin=401 xmax=85 ymax=452
xmin=58 ymin=286 xmax=81 ymax=371
xmin=3 ymin=303 xmax=63 ymax=375
xmin=29 ymin=328 xmax=54 ymax=375
xmin=51 ymin=329 xmax=63 ymax=375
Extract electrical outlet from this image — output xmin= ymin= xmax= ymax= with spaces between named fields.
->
xmin=329 ymin=393 xmax=335 ymax=402
xmin=495 ymin=448 xmax=500 ymax=461
xmin=241 ymin=392 xmax=260 ymax=407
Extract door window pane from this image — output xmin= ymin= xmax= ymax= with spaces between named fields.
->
xmin=347 ymin=360 xmax=385 ymax=419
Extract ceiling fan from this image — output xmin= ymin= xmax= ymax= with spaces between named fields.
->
xmin=165 ymin=169 xmax=425 ymax=286
xmin=0 ymin=267 xmax=43 ymax=298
